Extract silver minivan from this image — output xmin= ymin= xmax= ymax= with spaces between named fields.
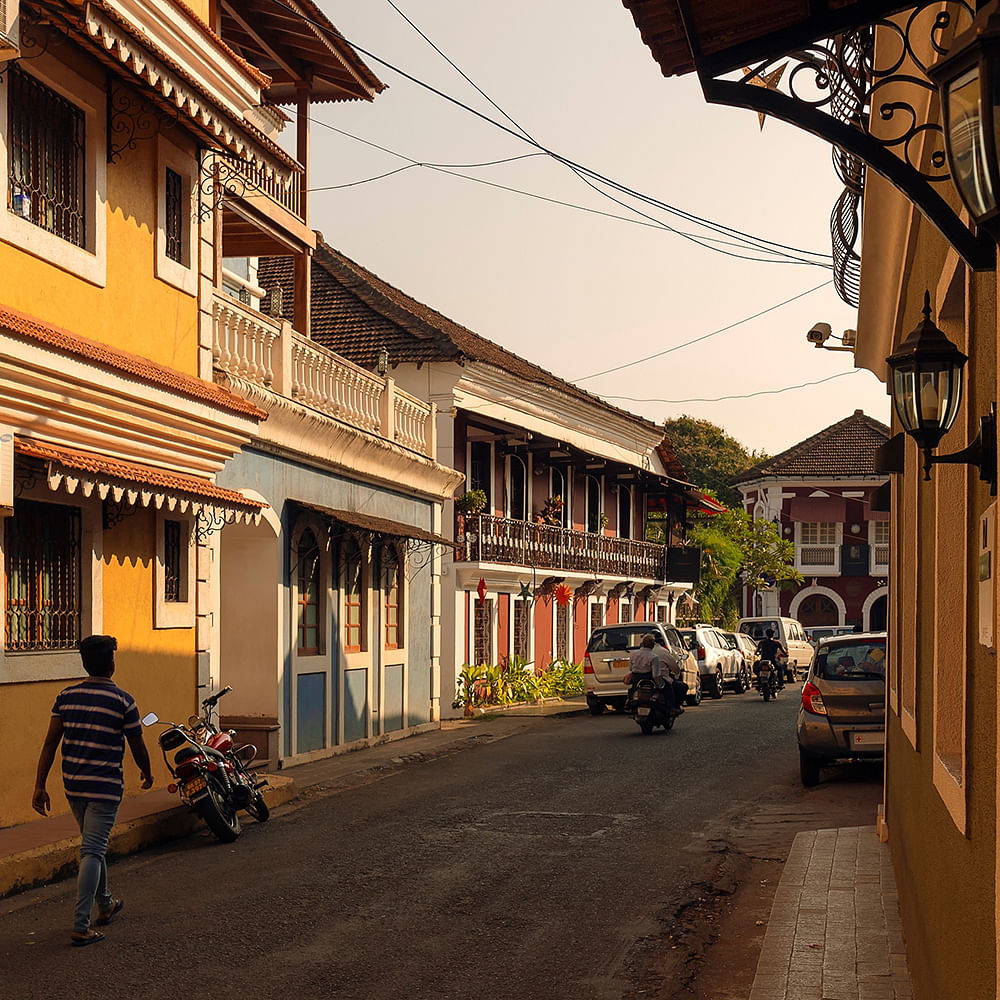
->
xmin=796 ymin=632 xmax=887 ymax=786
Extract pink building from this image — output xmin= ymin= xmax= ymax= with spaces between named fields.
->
xmin=734 ymin=410 xmax=890 ymax=631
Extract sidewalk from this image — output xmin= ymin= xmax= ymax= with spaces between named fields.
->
xmin=0 ymin=696 xmax=586 ymax=899
xmin=749 ymin=826 xmax=913 ymax=1000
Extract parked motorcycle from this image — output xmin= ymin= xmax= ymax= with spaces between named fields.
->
xmin=142 ymin=686 xmax=269 ymax=843
xmin=627 ymin=676 xmax=679 ymax=734
xmin=756 ymin=661 xmax=778 ymax=702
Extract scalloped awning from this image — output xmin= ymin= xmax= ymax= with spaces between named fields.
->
xmin=15 ymin=438 xmax=267 ymax=526
xmin=295 ymin=500 xmax=456 ymax=548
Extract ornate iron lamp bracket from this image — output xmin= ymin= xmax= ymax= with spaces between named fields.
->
xmin=696 ymin=1 xmax=996 ymax=271
xmin=107 ymin=79 xmax=176 ymax=164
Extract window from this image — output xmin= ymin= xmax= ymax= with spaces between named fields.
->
xmin=165 ymin=167 xmax=183 ymax=263
xmin=469 ymin=441 xmax=492 ymax=506
xmin=555 ymin=602 xmax=570 ymax=661
xmin=513 ymin=597 xmax=530 ymax=661
xmin=801 ymin=522 xmax=837 ymax=545
xmin=590 ymin=600 xmax=604 ymax=632
xmin=619 ymin=601 xmax=632 ymax=624
xmin=587 ymin=475 xmax=602 ymax=533
xmin=343 ymin=538 xmax=364 ymax=653
xmin=550 ymin=467 xmax=568 ymax=527
xmin=383 ymin=545 xmax=401 ymax=650
xmin=474 ymin=597 xmax=493 ymax=665
xmin=798 ymin=521 xmax=839 ymax=571
xmin=4 ymin=499 xmax=81 ymax=651
xmin=296 ymin=529 xmax=321 ymax=655
xmin=7 ymin=66 xmax=85 ymax=247
xmin=163 ymin=520 xmax=182 ymax=603
xmin=507 ymin=455 xmax=527 ymax=521
xmin=154 ymin=513 xmax=194 ymax=629
xmin=618 ymin=485 xmax=632 ymax=538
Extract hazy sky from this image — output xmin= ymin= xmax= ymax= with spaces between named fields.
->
xmin=294 ymin=0 xmax=891 ymax=457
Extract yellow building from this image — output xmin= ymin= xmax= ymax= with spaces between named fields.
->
xmin=0 ymin=0 xmax=383 ymax=828
xmin=616 ymin=2 xmax=1000 ymax=997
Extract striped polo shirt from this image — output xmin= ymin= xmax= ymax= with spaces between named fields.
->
xmin=52 ymin=679 xmax=141 ymax=802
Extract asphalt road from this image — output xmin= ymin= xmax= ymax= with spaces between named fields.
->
xmin=0 ymin=688 xmax=881 ymax=1000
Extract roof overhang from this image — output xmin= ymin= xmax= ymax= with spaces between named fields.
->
xmin=621 ymin=0 xmax=914 ymax=79
xmin=294 ymin=501 xmax=456 ymax=548
xmin=15 ymin=438 xmax=268 ymax=525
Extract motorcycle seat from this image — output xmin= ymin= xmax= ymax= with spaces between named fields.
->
xmin=174 ymin=746 xmax=200 ymax=764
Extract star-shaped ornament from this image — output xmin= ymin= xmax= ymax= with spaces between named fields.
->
xmin=743 ymin=63 xmax=787 ymax=130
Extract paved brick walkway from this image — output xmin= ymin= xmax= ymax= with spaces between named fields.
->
xmin=750 ymin=826 xmax=912 ymax=1000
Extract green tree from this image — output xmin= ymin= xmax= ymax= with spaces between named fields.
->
xmin=663 ymin=416 xmax=767 ymax=508
xmin=686 ymin=509 xmax=801 ymax=628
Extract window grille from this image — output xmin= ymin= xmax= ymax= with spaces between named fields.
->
xmin=383 ymin=546 xmax=400 ymax=650
xmin=513 ymin=598 xmax=530 ymax=660
xmin=163 ymin=519 xmax=182 ymax=603
xmin=164 ymin=166 xmax=183 ymax=263
xmin=620 ymin=601 xmax=632 ymax=624
xmin=4 ymin=499 xmax=81 ymax=651
xmin=296 ymin=529 xmax=320 ymax=654
xmin=474 ymin=598 xmax=492 ymax=665
xmin=8 ymin=66 xmax=85 ymax=247
xmin=590 ymin=601 xmax=603 ymax=632
xmin=556 ymin=603 xmax=570 ymax=661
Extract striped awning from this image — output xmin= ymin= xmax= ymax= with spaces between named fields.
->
xmin=15 ymin=438 xmax=267 ymax=525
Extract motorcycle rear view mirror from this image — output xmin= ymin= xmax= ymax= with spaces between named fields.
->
xmin=141 ymin=712 xmax=159 ymax=727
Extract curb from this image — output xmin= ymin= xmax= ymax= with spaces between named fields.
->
xmin=0 ymin=776 xmax=297 ymax=899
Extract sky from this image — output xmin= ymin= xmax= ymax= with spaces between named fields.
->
xmin=289 ymin=0 xmax=891 ymax=458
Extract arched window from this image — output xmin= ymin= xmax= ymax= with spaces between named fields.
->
xmin=798 ymin=593 xmax=838 ymax=626
xmin=296 ymin=528 xmax=321 ymax=655
xmin=550 ymin=467 xmax=567 ymax=527
xmin=507 ymin=455 xmax=527 ymax=521
xmin=587 ymin=475 xmax=602 ymax=533
xmin=618 ymin=484 xmax=632 ymax=539
xmin=382 ymin=545 xmax=402 ymax=650
xmin=343 ymin=537 xmax=364 ymax=653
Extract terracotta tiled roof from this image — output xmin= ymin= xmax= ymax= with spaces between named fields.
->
xmin=0 ymin=304 xmax=267 ymax=420
xmin=732 ymin=410 xmax=891 ymax=483
xmin=15 ymin=438 xmax=268 ymax=510
xmin=656 ymin=436 xmax=688 ymax=479
xmin=256 ymin=238 xmax=663 ymax=432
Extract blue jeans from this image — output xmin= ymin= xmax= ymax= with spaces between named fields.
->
xmin=68 ymin=797 xmax=120 ymax=933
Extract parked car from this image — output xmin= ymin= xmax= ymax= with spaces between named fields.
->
xmin=805 ymin=625 xmax=857 ymax=645
xmin=721 ymin=631 xmax=751 ymax=692
xmin=731 ymin=631 xmax=759 ymax=678
xmin=737 ymin=615 xmax=814 ymax=682
xmin=796 ymin=632 xmax=887 ymax=786
xmin=677 ymin=624 xmax=742 ymax=699
xmin=584 ymin=622 xmax=701 ymax=715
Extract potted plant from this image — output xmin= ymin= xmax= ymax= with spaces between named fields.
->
xmin=539 ymin=494 xmax=564 ymax=525
xmin=455 ymin=488 xmax=488 ymax=515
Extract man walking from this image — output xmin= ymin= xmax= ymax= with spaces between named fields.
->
xmin=32 ymin=635 xmax=153 ymax=947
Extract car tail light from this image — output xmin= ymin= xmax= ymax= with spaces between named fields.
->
xmin=698 ymin=645 xmax=705 ymax=659
xmin=802 ymin=682 xmax=827 ymax=716
xmin=583 ymin=653 xmax=594 ymax=674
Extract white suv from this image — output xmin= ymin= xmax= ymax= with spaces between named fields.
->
xmin=678 ymin=624 xmax=742 ymax=699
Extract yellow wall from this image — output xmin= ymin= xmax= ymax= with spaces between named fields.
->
xmin=0 ymin=49 xmax=200 ymax=375
xmin=4 ymin=510 xmax=197 ymax=829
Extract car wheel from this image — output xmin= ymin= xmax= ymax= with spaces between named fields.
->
xmin=711 ymin=668 xmax=724 ymax=699
xmin=588 ymin=701 xmax=605 ymax=716
xmin=799 ymin=748 xmax=822 ymax=787
xmin=687 ymin=677 xmax=702 ymax=707
xmin=734 ymin=668 xmax=747 ymax=694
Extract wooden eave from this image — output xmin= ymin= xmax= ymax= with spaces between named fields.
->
xmin=621 ymin=0 xmax=916 ymax=78
xmin=219 ymin=0 xmax=385 ymax=104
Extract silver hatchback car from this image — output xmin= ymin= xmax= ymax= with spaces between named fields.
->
xmin=796 ymin=632 xmax=887 ymax=786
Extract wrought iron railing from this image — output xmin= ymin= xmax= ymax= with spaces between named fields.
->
xmin=456 ymin=513 xmax=667 ymax=579
xmin=798 ymin=545 xmax=838 ymax=568
xmin=871 ymin=544 xmax=890 ymax=570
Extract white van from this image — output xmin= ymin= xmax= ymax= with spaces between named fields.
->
xmin=736 ymin=616 xmax=814 ymax=682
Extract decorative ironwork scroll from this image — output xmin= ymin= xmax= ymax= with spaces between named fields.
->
xmin=702 ymin=1 xmax=995 ymax=272
xmin=107 ymin=79 xmax=174 ymax=164
xmin=196 ymin=505 xmax=240 ymax=540
xmin=12 ymin=457 xmax=42 ymax=498
xmin=198 ymin=150 xmax=248 ymax=222
xmin=0 ymin=9 xmax=54 ymax=84
xmin=102 ymin=496 xmax=140 ymax=529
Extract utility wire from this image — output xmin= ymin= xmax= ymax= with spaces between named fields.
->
xmin=265 ymin=0 xmax=833 ymax=267
xmin=603 ymin=368 xmax=860 ymax=404
xmin=574 ymin=280 xmax=833 ymax=381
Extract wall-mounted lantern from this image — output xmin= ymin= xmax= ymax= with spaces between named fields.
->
xmin=885 ymin=291 xmax=996 ymax=494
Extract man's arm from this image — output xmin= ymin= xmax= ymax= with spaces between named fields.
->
xmin=126 ymin=729 xmax=154 ymax=789
xmin=33 ymin=716 xmax=63 ymax=816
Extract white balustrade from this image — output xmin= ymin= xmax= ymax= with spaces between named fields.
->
xmin=212 ymin=295 xmax=279 ymax=388
xmin=393 ymin=387 xmax=431 ymax=452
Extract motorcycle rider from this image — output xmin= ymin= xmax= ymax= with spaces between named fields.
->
xmin=628 ymin=633 xmax=685 ymax=717
xmin=754 ymin=627 xmax=787 ymax=692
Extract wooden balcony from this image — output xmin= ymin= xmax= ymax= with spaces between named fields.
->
xmin=212 ymin=292 xmax=436 ymax=458
xmin=455 ymin=513 xmax=667 ymax=580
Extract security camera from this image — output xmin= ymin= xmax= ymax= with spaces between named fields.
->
xmin=807 ymin=322 xmax=832 ymax=346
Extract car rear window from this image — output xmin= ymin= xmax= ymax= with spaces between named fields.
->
xmin=587 ymin=627 xmax=659 ymax=652
xmin=816 ymin=640 xmax=887 ymax=681
xmin=678 ymin=631 xmax=697 ymax=651
xmin=741 ymin=620 xmax=778 ymax=641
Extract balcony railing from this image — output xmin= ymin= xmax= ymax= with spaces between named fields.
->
xmin=871 ymin=544 xmax=889 ymax=573
xmin=799 ymin=545 xmax=837 ymax=567
xmin=212 ymin=292 xmax=436 ymax=458
xmin=456 ymin=513 xmax=667 ymax=580
xmin=231 ymin=157 xmax=302 ymax=220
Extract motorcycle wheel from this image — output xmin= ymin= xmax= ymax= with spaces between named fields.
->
xmin=245 ymin=790 xmax=270 ymax=823
xmin=197 ymin=774 xmax=242 ymax=843
xmin=663 ymin=710 xmax=675 ymax=731
xmin=639 ymin=718 xmax=654 ymax=735
xmin=762 ymin=686 xmax=771 ymax=702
